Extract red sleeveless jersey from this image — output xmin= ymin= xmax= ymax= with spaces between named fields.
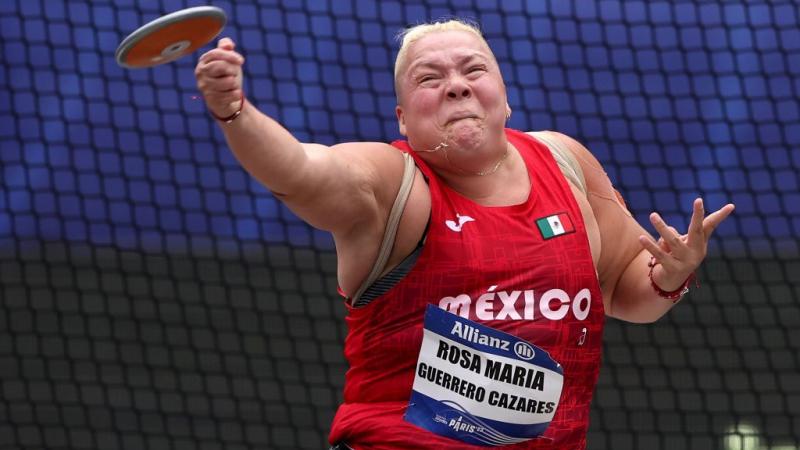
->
xmin=329 ymin=129 xmax=605 ymax=449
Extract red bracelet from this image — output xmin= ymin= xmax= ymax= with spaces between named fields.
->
xmin=210 ymin=91 xmax=245 ymax=123
xmin=648 ymin=256 xmax=698 ymax=302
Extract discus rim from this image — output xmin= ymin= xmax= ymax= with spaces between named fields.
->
xmin=115 ymin=6 xmax=227 ymax=69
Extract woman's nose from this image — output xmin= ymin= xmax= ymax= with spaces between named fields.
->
xmin=446 ymin=78 xmax=471 ymax=99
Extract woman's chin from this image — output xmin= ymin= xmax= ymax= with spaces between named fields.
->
xmin=448 ymin=119 xmax=486 ymax=150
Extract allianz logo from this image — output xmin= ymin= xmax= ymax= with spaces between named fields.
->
xmin=439 ymin=286 xmax=592 ymax=321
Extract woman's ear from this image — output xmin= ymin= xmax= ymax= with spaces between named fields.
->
xmin=396 ymin=105 xmax=407 ymax=136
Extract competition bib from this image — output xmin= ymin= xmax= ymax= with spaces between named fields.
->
xmin=404 ymin=305 xmax=564 ymax=447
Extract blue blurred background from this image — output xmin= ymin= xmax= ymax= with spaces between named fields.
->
xmin=1 ymin=0 xmax=798 ymax=258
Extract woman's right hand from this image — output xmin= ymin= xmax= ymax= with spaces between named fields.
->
xmin=194 ymin=37 xmax=245 ymax=119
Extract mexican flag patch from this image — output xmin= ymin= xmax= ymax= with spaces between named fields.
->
xmin=536 ymin=213 xmax=575 ymax=239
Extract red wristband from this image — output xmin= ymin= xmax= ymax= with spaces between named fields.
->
xmin=648 ymin=256 xmax=698 ymax=302
xmin=210 ymin=91 xmax=245 ymax=123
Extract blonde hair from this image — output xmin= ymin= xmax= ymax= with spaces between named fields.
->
xmin=394 ymin=19 xmax=494 ymax=98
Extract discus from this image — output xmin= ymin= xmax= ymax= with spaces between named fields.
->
xmin=115 ymin=6 xmax=227 ymax=69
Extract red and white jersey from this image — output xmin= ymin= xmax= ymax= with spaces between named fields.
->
xmin=330 ymin=129 xmax=605 ymax=449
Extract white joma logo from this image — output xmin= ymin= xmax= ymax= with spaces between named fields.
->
xmin=445 ymin=214 xmax=475 ymax=232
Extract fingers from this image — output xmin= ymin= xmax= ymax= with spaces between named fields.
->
xmin=195 ymin=63 xmax=240 ymax=93
xmin=198 ymin=59 xmax=239 ymax=77
xmin=195 ymin=37 xmax=245 ymax=118
xmin=198 ymin=47 xmax=244 ymax=66
xmin=687 ymin=198 xmax=705 ymax=242
xmin=643 ymin=199 xmax=735 ymax=287
xmin=646 ymin=201 xmax=700 ymax=265
xmin=653 ymin=198 xmax=734 ymax=248
xmin=657 ymin=229 xmax=686 ymax=253
xmin=196 ymin=39 xmax=244 ymax=88
xmin=198 ymin=37 xmax=244 ymax=67
xmin=702 ymin=203 xmax=736 ymax=237
xmin=639 ymin=234 xmax=670 ymax=263
xmin=218 ymin=37 xmax=235 ymax=50
xmin=198 ymin=76 xmax=239 ymax=93
xmin=649 ymin=212 xmax=683 ymax=249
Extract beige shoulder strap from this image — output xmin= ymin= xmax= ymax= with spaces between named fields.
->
xmin=529 ymin=131 xmax=587 ymax=196
xmin=351 ymin=152 xmax=416 ymax=303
